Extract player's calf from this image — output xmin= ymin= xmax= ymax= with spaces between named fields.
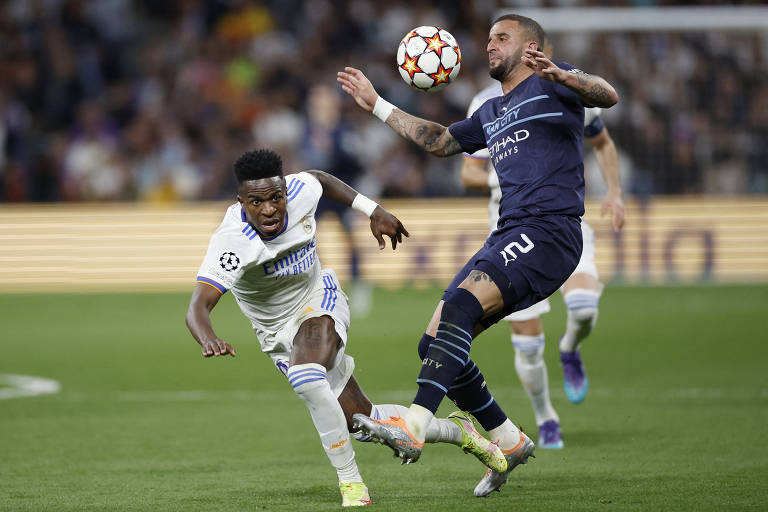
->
xmin=288 ymin=363 xmax=363 ymax=482
xmin=558 ymin=289 xmax=600 ymax=353
xmin=558 ymin=289 xmax=599 ymax=404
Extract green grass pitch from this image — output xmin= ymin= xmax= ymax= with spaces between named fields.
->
xmin=1 ymin=285 xmax=767 ymax=511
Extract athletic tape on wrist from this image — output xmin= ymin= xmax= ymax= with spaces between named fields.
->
xmin=372 ymin=96 xmax=395 ymax=122
xmin=352 ymin=194 xmax=379 ymax=217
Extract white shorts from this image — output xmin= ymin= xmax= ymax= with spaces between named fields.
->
xmin=256 ymin=269 xmax=355 ymax=397
xmin=571 ymin=221 xmax=598 ymax=279
xmin=502 ymin=221 xmax=599 ymax=323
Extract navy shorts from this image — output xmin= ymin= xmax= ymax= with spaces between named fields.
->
xmin=443 ymin=215 xmax=583 ymax=328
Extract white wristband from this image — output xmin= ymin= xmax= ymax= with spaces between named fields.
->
xmin=372 ymin=96 xmax=395 ymax=122
xmin=351 ymin=193 xmax=379 ymax=217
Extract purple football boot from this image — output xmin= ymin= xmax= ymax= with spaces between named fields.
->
xmin=560 ymin=349 xmax=588 ymax=404
xmin=538 ymin=420 xmax=564 ymax=450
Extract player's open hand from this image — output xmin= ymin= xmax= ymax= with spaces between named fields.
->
xmin=601 ymin=192 xmax=626 ymax=232
xmin=369 ymin=206 xmax=409 ymax=250
xmin=337 ymin=67 xmax=378 ymax=112
xmin=522 ymin=49 xmax=566 ymax=83
xmin=200 ymin=338 xmax=237 ymax=357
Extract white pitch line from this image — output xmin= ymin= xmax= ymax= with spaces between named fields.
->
xmin=52 ymin=387 xmax=768 ymax=403
xmin=0 ymin=374 xmax=61 ymax=400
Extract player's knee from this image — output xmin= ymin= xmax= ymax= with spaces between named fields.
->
xmin=512 ymin=334 xmax=545 ymax=365
xmin=286 ymin=363 xmax=330 ymax=400
xmin=442 ymin=287 xmax=485 ymax=328
xmin=564 ymin=289 xmax=600 ymax=329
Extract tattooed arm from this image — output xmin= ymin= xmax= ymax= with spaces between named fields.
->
xmin=385 ymin=110 xmax=463 ymax=156
xmin=521 ymin=49 xmax=618 ymax=108
xmin=337 ymin=66 xmax=464 ymax=156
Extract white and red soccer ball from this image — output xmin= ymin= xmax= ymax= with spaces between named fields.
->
xmin=396 ymin=26 xmax=461 ymax=92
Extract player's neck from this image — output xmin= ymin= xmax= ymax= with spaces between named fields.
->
xmin=500 ymin=67 xmax=534 ymax=95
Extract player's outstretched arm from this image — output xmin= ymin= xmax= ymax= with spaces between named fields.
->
xmin=186 ymin=284 xmax=237 ymax=357
xmin=337 ymin=67 xmax=463 ymax=157
xmin=307 ymin=170 xmax=410 ymax=249
xmin=587 ymin=127 xmax=625 ymax=231
xmin=522 ymin=49 xmax=618 ymax=108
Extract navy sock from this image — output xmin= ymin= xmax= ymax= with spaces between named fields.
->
xmin=447 ymin=359 xmax=508 ymax=431
xmin=413 ymin=289 xmax=484 ymax=413
xmin=417 ymin=315 xmax=507 ymax=430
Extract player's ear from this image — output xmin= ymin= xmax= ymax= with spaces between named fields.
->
xmin=527 ymin=41 xmax=538 ymax=52
xmin=236 ymin=194 xmax=244 ymax=205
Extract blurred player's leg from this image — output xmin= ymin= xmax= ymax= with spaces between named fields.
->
xmin=559 ymin=287 xmax=600 ymax=353
xmin=512 ymin=331 xmax=563 ymax=449
xmin=506 ymin=299 xmax=562 ymax=449
xmin=559 ymin=222 xmax=602 ymax=404
xmin=559 ymin=286 xmax=599 ymax=404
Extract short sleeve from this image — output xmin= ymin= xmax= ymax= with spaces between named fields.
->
xmin=285 ymin=172 xmax=323 ymax=204
xmin=196 ymin=224 xmax=248 ymax=294
xmin=464 ymin=93 xmax=492 ymax=159
xmin=449 ymin=114 xmax=487 ymax=155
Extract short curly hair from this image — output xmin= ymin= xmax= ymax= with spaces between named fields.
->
xmin=234 ymin=149 xmax=283 ymax=183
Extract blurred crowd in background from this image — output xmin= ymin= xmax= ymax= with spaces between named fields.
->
xmin=0 ymin=0 xmax=766 ymax=203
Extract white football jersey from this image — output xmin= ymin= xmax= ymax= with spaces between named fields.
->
xmin=465 ymin=82 xmax=602 ymax=230
xmin=196 ymin=172 xmax=324 ymax=333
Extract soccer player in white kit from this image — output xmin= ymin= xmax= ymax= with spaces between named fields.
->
xmin=186 ymin=149 xmax=504 ymax=507
xmin=461 ymin=75 xmax=625 ymax=449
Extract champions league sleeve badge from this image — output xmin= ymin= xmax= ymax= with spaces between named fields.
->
xmin=219 ymin=252 xmax=240 ymax=271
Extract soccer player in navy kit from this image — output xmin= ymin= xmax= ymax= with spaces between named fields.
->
xmin=338 ymin=14 xmax=618 ymax=496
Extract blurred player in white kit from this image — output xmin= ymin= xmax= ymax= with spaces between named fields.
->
xmin=461 ymin=44 xmax=625 ymax=448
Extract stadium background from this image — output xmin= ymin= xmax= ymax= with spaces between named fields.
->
xmin=1 ymin=1 xmax=767 ymax=511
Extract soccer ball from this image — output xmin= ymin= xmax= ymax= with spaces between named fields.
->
xmin=396 ymin=26 xmax=461 ymax=92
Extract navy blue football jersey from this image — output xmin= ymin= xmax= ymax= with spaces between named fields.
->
xmin=449 ymin=63 xmax=586 ymax=222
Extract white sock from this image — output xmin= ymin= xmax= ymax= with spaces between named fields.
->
xmin=288 ymin=363 xmax=362 ymax=483
xmin=559 ymin=289 xmax=600 ymax=353
xmin=427 ymin=417 xmax=462 ymax=445
xmin=370 ymin=403 xmax=408 ymax=420
xmin=361 ymin=403 xmax=461 ymax=445
xmin=512 ymin=334 xmax=559 ymax=426
xmin=488 ymin=418 xmax=521 ymax=451
xmin=405 ymin=403 xmax=433 ymax=444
